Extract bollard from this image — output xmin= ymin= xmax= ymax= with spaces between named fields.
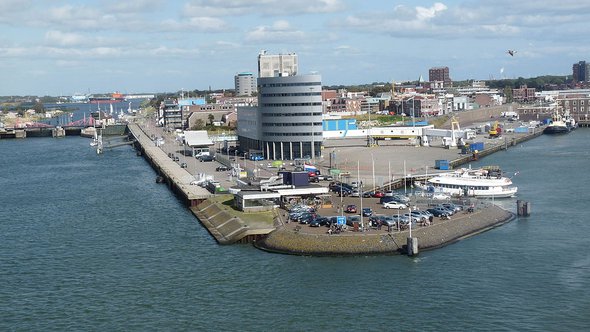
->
xmin=407 ymin=237 xmax=419 ymax=256
xmin=517 ymin=200 xmax=531 ymax=217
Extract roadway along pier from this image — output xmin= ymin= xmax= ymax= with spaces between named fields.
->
xmin=127 ymin=122 xmax=213 ymax=206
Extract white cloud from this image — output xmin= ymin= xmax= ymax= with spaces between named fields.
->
xmin=184 ymin=0 xmax=344 ymax=17
xmin=415 ymin=2 xmax=447 ymax=21
xmin=45 ymin=31 xmax=86 ymax=47
xmin=245 ymin=20 xmax=306 ymax=43
xmin=105 ymin=0 xmax=164 ymax=13
xmin=0 ymin=0 xmax=32 ymax=21
xmin=159 ymin=17 xmax=230 ymax=32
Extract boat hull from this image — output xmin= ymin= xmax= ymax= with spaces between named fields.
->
xmin=544 ymin=125 xmax=570 ymax=134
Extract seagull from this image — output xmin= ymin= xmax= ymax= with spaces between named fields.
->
xmin=507 ymin=50 xmax=517 ymax=56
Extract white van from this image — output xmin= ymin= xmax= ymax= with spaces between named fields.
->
xmin=195 ymin=149 xmax=210 ymax=158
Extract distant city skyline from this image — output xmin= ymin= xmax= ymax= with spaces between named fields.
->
xmin=1 ymin=0 xmax=589 ymax=96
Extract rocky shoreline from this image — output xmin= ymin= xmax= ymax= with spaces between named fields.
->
xmin=254 ymin=203 xmax=514 ymax=256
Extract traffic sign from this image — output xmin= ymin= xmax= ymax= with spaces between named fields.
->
xmin=337 ymin=216 xmax=346 ymax=225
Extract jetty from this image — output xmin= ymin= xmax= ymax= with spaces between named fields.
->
xmin=128 ymin=122 xmax=275 ymax=244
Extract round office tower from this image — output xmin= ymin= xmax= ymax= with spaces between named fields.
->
xmin=257 ymin=73 xmax=323 ymax=161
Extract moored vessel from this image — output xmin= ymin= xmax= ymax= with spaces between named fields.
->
xmin=417 ymin=166 xmax=518 ymax=198
xmin=544 ymin=108 xmax=573 ymax=134
xmin=88 ymin=92 xmax=126 ymax=104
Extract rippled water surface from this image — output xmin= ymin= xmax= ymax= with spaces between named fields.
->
xmin=1 ymin=132 xmax=589 ymax=331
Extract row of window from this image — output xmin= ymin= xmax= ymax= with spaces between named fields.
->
xmin=565 ymin=107 xmax=589 ymax=112
xmin=564 ymin=100 xmax=589 ymax=106
xmin=260 ymin=92 xmax=320 ymax=97
xmin=259 ymin=82 xmax=321 ymax=88
xmin=439 ymin=184 xmax=490 ymax=190
xmin=263 ymin=132 xmax=322 ymax=137
xmin=262 ymin=122 xmax=322 ymax=126
xmin=261 ymin=102 xmax=322 ymax=107
xmin=261 ymin=112 xmax=322 ymax=117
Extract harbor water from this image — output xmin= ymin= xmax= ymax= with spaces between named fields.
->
xmin=1 ymin=131 xmax=589 ymax=331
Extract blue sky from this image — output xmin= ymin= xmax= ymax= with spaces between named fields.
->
xmin=1 ymin=0 xmax=589 ymax=96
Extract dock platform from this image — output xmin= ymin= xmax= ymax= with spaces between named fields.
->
xmin=128 ymin=122 xmax=213 ymax=206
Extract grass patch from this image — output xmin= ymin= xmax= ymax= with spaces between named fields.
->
xmin=206 ymin=194 xmax=274 ymax=225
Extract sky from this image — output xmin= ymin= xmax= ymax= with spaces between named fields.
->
xmin=1 ymin=0 xmax=589 ymax=96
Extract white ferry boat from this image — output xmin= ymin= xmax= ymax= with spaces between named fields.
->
xmin=418 ymin=166 xmax=518 ymax=198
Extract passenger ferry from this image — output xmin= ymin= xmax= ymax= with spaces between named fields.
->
xmin=417 ymin=166 xmax=518 ymax=198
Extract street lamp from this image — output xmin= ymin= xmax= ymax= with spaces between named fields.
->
xmin=388 ymin=160 xmax=392 ymax=192
xmin=371 ymin=153 xmax=375 ymax=194
xmin=310 ymin=87 xmax=315 ymax=164
xmin=357 ymin=160 xmax=363 ymax=231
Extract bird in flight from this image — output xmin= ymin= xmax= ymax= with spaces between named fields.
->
xmin=507 ymin=50 xmax=517 ymax=56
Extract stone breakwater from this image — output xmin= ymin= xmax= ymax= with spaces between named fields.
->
xmin=255 ymin=204 xmax=514 ymax=256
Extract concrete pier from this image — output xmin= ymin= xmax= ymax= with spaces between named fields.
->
xmin=52 ymin=127 xmax=65 ymax=138
xmin=517 ymin=200 xmax=531 ymax=216
xmin=407 ymin=237 xmax=419 ymax=256
xmin=127 ymin=122 xmax=213 ymax=206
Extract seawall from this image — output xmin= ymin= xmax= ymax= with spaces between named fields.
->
xmin=255 ymin=203 xmax=514 ymax=256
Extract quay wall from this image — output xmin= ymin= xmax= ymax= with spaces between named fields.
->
xmin=256 ymin=203 xmax=514 ymax=256
xmin=449 ymin=128 xmax=544 ymax=169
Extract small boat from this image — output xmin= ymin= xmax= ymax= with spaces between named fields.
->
xmin=544 ymin=108 xmax=571 ymax=134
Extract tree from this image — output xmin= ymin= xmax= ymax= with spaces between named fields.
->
xmin=191 ymin=119 xmax=205 ymax=130
xmin=32 ymin=101 xmax=45 ymax=114
xmin=503 ymin=86 xmax=513 ymax=103
xmin=208 ymin=113 xmax=215 ymax=125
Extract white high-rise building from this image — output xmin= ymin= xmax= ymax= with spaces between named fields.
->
xmin=237 ymin=73 xmax=322 ymax=161
xmin=257 ymin=50 xmax=298 ymax=78
xmin=234 ymin=72 xmax=256 ymax=96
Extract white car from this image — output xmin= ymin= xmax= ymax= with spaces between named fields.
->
xmin=383 ymin=201 xmax=408 ymax=209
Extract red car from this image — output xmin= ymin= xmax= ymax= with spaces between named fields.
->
xmin=345 ymin=204 xmax=358 ymax=213
xmin=372 ymin=191 xmax=385 ymax=198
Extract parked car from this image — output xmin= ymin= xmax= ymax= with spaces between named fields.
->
xmin=340 ymin=183 xmax=354 ymax=191
xmin=345 ymin=204 xmax=358 ymax=213
xmin=391 ymin=194 xmax=410 ymax=203
xmin=309 ymin=176 xmax=320 ymax=183
xmin=410 ymin=210 xmax=429 ymax=222
xmin=370 ymin=215 xmax=396 ymax=227
xmin=403 ymin=213 xmax=421 ymax=223
xmin=349 ymin=190 xmax=360 ymax=197
xmin=329 ymin=182 xmax=341 ymax=191
xmin=322 ymin=175 xmax=334 ymax=181
xmin=180 ymin=162 xmax=187 ymax=168
xmin=372 ymin=191 xmax=385 ymax=198
xmin=383 ymin=201 xmax=408 ymax=209
xmin=441 ymin=203 xmax=462 ymax=213
xmin=362 ymin=207 xmax=374 ymax=217
xmin=346 ymin=215 xmax=361 ymax=228
xmin=199 ymin=155 xmax=215 ymax=162
xmin=380 ymin=196 xmax=396 ymax=204
xmin=216 ymin=165 xmax=230 ymax=171
xmin=427 ymin=207 xmax=451 ymax=217
xmin=392 ymin=214 xmax=412 ymax=225
xmin=309 ymin=217 xmax=330 ymax=227
xmin=298 ymin=213 xmax=317 ymax=224
xmin=337 ymin=187 xmax=353 ymax=197
xmin=435 ymin=204 xmax=456 ymax=215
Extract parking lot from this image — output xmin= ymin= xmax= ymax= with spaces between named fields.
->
xmin=281 ymin=188 xmax=476 ymax=235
